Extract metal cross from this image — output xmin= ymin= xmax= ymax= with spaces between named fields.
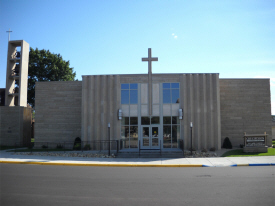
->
xmin=6 ymin=28 xmax=12 ymax=41
xmin=142 ymin=48 xmax=158 ymax=74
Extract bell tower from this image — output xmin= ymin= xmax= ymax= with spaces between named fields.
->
xmin=5 ymin=40 xmax=29 ymax=107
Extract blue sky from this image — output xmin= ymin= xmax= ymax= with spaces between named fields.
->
xmin=1 ymin=0 xmax=274 ymax=114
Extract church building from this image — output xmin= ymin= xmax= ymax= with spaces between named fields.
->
xmin=1 ymin=41 xmax=272 ymax=152
xmin=34 ymin=48 xmax=272 ymax=151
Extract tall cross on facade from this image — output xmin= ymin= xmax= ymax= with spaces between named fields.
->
xmin=6 ymin=28 xmax=12 ymax=41
xmin=142 ymin=48 xmax=158 ymax=115
xmin=142 ymin=48 xmax=158 ymax=74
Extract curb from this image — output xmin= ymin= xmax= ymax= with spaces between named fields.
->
xmin=1 ymin=161 xmax=274 ymax=167
xmin=0 ymin=161 xmax=203 ymax=167
xmin=230 ymin=164 xmax=249 ymax=167
xmin=231 ymin=163 xmax=275 ymax=167
xmin=248 ymin=163 xmax=275 ymax=166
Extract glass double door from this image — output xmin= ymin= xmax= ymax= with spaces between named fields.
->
xmin=141 ymin=125 xmax=160 ymax=149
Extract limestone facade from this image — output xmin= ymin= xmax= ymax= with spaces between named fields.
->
xmin=34 ymin=75 xmax=272 ymax=150
xmin=35 ymin=81 xmax=82 ymax=142
xmin=272 ymin=116 xmax=275 ymax=140
xmin=220 ymin=79 xmax=272 ymax=146
xmin=0 ymin=106 xmax=32 ymax=146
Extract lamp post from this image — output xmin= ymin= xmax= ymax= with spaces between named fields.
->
xmin=108 ymin=123 xmax=110 ymax=156
xmin=190 ymin=122 xmax=193 ymax=156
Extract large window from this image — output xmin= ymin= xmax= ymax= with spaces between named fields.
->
xmin=121 ymin=117 xmax=138 ymax=148
xmin=163 ymin=83 xmax=179 ymax=104
xmin=121 ymin=83 xmax=138 ymax=104
xmin=141 ymin=116 xmax=160 ymax=125
xmin=163 ymin=116 xmax=180 ymax=148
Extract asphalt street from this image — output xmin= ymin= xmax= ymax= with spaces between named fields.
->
xmin=0 ymin=164 xmax=274 ymax=206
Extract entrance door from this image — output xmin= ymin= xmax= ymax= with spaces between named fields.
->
xmin=141 ymin=126 xmax=160 ymax=149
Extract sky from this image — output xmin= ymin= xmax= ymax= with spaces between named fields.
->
xmin=0 ymin=0 xmax=274 ymax=114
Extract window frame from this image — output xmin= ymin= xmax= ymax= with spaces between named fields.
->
xmin=163 ymin=116 xmax=180 ymax=148
xmin=121 ymin=83 xmax=138 ymax=104
xmin=121 ymin=116 xmax=138 ymax=149
xmin=162 ymin=83 xmax=180 ymax=104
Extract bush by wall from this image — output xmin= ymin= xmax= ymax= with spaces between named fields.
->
xmin=222 ymin=137 xmax=232 ymax=149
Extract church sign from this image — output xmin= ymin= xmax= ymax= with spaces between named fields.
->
xmin=243 ymin=132 xmax=268 ymax=153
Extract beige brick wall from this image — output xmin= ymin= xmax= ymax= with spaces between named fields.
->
xmin=34 ymin=78 xmax=272 ymax=149
xmin=220 ymin=79 xmax=272 ymax=147
xmin=35 ymin=81 xmax=82 ymax=142
xmin=0 ymin=106 xmax=32 ymax=146
xmin=272 ymin=120 xmax=275 ymax=140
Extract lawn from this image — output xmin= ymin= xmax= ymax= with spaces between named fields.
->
xmin=221 ymin=148 xmax=275 ymax=157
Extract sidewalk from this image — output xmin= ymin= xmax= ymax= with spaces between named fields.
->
xmin=0 ymin=150 xmax=275 ymax=167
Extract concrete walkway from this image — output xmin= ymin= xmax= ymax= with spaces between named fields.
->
xmin=0 ymin=150 xmax=274 ymax=167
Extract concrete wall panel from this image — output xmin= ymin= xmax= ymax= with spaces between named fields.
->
xmin=181 ymin=74 xmax=221 ymax=150
xmin=82 ymin=75 xmax=120 ymax=144
xmin=35 ymin=81 xmax=82 ymax=142
xmin=220 ymin=79 xmax=272 ymax=147
xmin=0 ymin=106 xmax=32 ymax=146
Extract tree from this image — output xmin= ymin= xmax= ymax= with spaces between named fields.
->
xmin=28 ymin=47 xmax=76 ymax=108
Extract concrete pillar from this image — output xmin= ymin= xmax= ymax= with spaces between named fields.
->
xmin=5 ymin=40 xmax=29 ymax=107
xmin=88 ymin=76 xmax=94 ymax=142
xmin=202 ymin=74 xmax=207 ymax=149
xmin=81 ymin=76 xmax=88 ymax=142
xmin=114 ymin=75 xmax=120 ymax=140
xmin=183 ymin=74 xmax=189 ymax=149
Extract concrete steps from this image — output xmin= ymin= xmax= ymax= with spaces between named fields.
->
xmin=116 ymin=150 xmax=184 ymax=158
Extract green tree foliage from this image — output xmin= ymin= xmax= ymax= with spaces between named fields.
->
xmin=28 ymin=48 xmax=76 ymax=107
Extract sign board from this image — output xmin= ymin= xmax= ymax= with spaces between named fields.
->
xmin=245 ymin=137 xmax=265 ymax=147
xmin=243 ymin=132 xmax=268 ymax=153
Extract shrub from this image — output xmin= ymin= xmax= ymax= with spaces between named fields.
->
xmin=56 ymin=144 xmax=63 ymax=149
xmin=73 ymin=137 xmax=81 ymax=150
xmin=189 ymin=147 xmax=196 ymax=152
xmin=222 ymin=137 xmax=232 ymax=149
xmin=209 ymin=147 xmax=216 ymax=152
xmin=201 ymin=148 xmax=207 ymax=153
xmin=42 ymin=145 xmax=48 ymax=149
xmin=28 ymin=143 xmax=34 ymax=149
xmin=83 ymin=144 xmax=91 ymax=150
xmin=73 ymin=143 xmax=81 ymax=150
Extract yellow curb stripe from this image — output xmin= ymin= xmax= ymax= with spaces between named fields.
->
xmin=236 ymin=164 xmax=249 ymax=166
xmin=0 ymin=161 xmax=203 ymax=167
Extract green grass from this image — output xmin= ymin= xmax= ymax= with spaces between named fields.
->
xmin=221 ymin=148 xmax=275 ymax=157
xmin=272 ymin=140 xmax=275 ymax=145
